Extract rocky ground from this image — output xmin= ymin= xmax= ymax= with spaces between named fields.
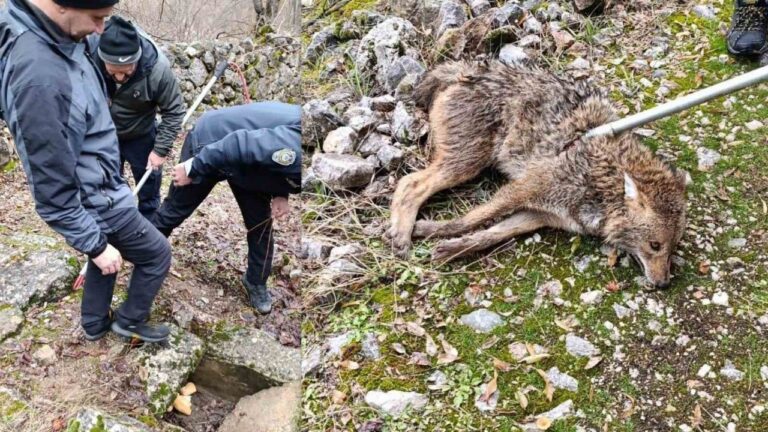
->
xmin=301 ymin=0 xmax=768 ymax=431
xmin=0 ymin=33 xmax=302 ymax=432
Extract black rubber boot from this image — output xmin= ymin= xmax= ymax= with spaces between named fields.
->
xmin=110 ymin=321 xmax=170 ymax=343
xmin=83 ymin=308 xmax=114 ymax=341
xmin=727 ymin=0 xmax=768 ymax=56
xmin=243 ymin=275 xmax=272 ymax=315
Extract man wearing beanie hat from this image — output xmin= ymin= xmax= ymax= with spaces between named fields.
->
xmin=93 ymin=16 xmax=185 ymax=219
xmin=0 ymin=0 xmax=173 ymax=344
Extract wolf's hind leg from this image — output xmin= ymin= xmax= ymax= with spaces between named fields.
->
xmin=414 ymin=176 xmax=542 ymax=239
xmin=431 ymin=211 xmax=549 ymax=261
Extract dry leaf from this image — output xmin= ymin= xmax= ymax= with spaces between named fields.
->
xmin=525 ymin=343 xmax=537 ymax=356
xmin=339 ymin=360 xmax=360 ymax=370
xmin=408 ymin=352 xmax=431 ymax=366
xmin=52 ymin=418 xmax=66 ymax=432
xmin=138 ymin=366 xmax=149 ymax=382
xmin=180 ymin=382 xmax=197 ymax=396
xmin=493 ymin=357 xmax=512 ymax=372
xmin=692 ymin=404 xmax=702 ymax=427
xmin=606 ymin=280 xmax=620 ymax=292
xmin=555 ymin=315 xmax=578 ymax=332
xmin=520 ymin=353 xmax=550 ymax=364
xmin=481 ymin=336 xmax=500 ymax=350
xmin=332 ymin=390 xmax=347 ymax=405
xmin=173 ymin=394 xmax=192 ymax=416
xmin=536 ymin=369 xmax=555 ymax=402
xmin=391 ymin=343 xmax=407 ymax=355
xmin=536 ymin=416 xmax=552 ymax=430
xmin=479 ymin=372 xmax=498 ymax=403
xmin=437 ymin=339 xmax=459 ymax=364
xmin=515 ymin=389 xmax=528 ymax=409
xmin=426 ymin=334 xmax=438 ymax=357
xmin=698 ymin=261 xmax=710 ymax=275
xmin=406 ymin=322 xmax=426 ymax=337
xmin=607 ymin=248 xmax=618 ymax=267
xmin=585 ymin=356 xmax=603 ymax=370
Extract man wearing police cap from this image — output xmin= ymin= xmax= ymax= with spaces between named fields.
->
xmin=152 ymin=102 xmax=301 ymax=314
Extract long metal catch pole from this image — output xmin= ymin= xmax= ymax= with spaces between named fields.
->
xmin=584 ymin=64 xmax=768 ymax=138
xmin=72 ymin=60 xmax=231 ymax=289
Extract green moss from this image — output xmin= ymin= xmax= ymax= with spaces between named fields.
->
xmin=89 ymin=415 xmax=107 ymax=432
xmin=149 ymin=383 xmax=173 ymax=415
xmin=66 ymin=420 xmax=81 ymax=432
xmin=138 ymin=414 xmax=160 ymax=428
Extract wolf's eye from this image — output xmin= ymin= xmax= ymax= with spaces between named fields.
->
xmin=650 ymin=241 xmax=661 ymax=251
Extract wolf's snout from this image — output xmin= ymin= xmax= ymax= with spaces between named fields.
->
xmin=654 ymin=279 xmax=671 ymax=290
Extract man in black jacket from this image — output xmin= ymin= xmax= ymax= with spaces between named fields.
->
xmin=93 ymin=16 xmax=185 ymax=219
xmin=153 ymin=102 xmax=301 ymax=314
xmin=0 ymin=0 xmax=171 ymax=343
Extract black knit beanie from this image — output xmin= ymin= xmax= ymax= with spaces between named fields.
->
xmin=52 ymin=0 xmax=119 ymax=8
xmin=98 ymin=16 xmax=142 ymax=65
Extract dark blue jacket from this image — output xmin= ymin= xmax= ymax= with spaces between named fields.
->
xmin=0 ymin=0 xmax=133 ymax=257
xmin=187 ymin=102 xmax=301 ymax=197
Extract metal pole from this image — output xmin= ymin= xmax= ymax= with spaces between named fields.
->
xmin=584 ymin=64 xmax=768 ymax=138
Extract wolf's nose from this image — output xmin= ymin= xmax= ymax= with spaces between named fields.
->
xmin=655 ymin=280 xmax=671 ymax=290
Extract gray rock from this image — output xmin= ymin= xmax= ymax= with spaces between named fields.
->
xmin=391 ymin=101 xmax=426 ymax=144
xmin=377 ymin=144 xmax=404 ymax=171
xmin=329 ymin=244 xmax=364 ymax=262
xmin=351 ymin=9 xmax=385 ymax=27
xmin=69 ymin=408 xmax=154 ymax=432
xmin=33 ymin=344 xmax=57 ymax=366
xmin=474 ymin=382 xmax=499 ymax=412
xmin=491 ymin=3 xmax=525 ymax=28
xmin=546 ymin=367 xmax=579 ymax=392
xmin=202 ymin=50 xmax=216 ymax=71
xmin=468 ymin=0 xmax=492 ymax=15
xmin=568 ymin=57 xmax=591 ymax=70
xmin=218 ymin=382 xmax=301 ymax=432
xmin=302 ymin=100 xmax=343 ymax=147
xmin=371 ymin=95 xmax=397 ymax=112
xmin=517 ymin=34 xmax=542 ymax=48
xmin=720 ymin=360 xmax=744 ymax=381
xmin=499 ymin=44 xmax=529 ymax=65
xmin=460 ymin=309 xmax=504 ymax=333
xmin=435 ymin=1 xmax=467 ymax=39
xmin=573 ymin=0 xmax=601 ymax=12
xmin=311 ymin=153 xmax=375 ymax=190
xmin=365 ymin=390 xmax=428 ymax=417
xmin=523 ymin=16 xmax=543 ymax=34
xmin=565 ymin=334 xmax=599 ymax=357
xmin=355 ymin=18 xmax=418 ymax=88
xmin=333 ymin=20 xmax=363 ymax=41
xmin=728 ymin=238 xmax=747 ymax=249
xmin=327 ymin=258 xmax=365 ymax=275
xmin=326 ymin=332 xmax=355 ymax=358
xmin=359 ymin=132 xmax=394 ymax=157
xmin=0 ymin=306 xmax=23 ymax=342
xmin=0 ymin=135 xmax=10 ymax=168
xmin=184 ymin=45 xmax=201 ymax=58
xmin=520 ymin=400 xmax=574 ymax=431
xmin=692 ymin=5 xmax=717 ymax=20
xmin=343 ymin=106 xmax=378 ymax=133
xmin=696 ymin=147 xmax=721 ymax=171
xmin=426 ymin=370 xmax=449 ymax=391
xmin=676 ymin=335 xmax=691 ymax=347
xmin=136 ymin=325 xmax=204 ymax=415
xmin=323 ymin=127 xmax=358 ymax=154
xmin=304 ymin=26 xmax=336 ymax=63
xmin=385 ymin=56 xmax=426 ymax=92
xmin=614 ymin=303 xmax=632 ymax=319
xmin=580 ymin=290 xmax=604 ymax=305
xmin=186 ymin=58 xmax=208 ymax=87
xmin=761 ymin=365 xmax=768 ymax=381
xmin=193 ymin=327 xmax=300 ymax=402
xmin=300 ymin=237 xmax=333 ymax=261
xmin=362 ymin=333 xmax=382 ymax=360
xmin=302 ymin=345 xmax=323 ymax=376
xmin=0 ymin=234 xmax=75 ymax=309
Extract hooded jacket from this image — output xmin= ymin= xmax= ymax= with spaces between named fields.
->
xmin=186 ymin=102 xmax=301 ymax=197
xmin=92 ymin=32 xmax=185 ymax=156
xmin=0 ymin=0 xmax=133 ymax=257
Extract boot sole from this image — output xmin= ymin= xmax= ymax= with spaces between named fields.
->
xmin=111 ymin=324 xmax=169 ymax=344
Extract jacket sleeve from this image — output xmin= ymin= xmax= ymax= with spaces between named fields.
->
xmin=190 ymin=125 xmax=301 ymax=194
xmin=10 ymin=84 xmax=108 ymax=257
xmin=151 ymin=63 xmax=185 ymax=157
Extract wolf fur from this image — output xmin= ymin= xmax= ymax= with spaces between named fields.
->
xmin=388 ymin=60 xmax=687 ymax=289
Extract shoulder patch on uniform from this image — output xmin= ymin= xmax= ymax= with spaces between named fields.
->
xmin=272 ymin=148 xmax=296 ymax=166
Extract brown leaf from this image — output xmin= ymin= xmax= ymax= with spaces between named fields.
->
xmin=481 ymin=336 xmax=500 ymax=350
xmin=585 ymin=356 xmax=603 ymax=370
xmin=492 ymin=357 xmax=512 ymax=372
xmin=536 ymin=368 xmax=555 ymax=402
xmin=425 ymin=334 xmax=438 ymax=357
xmin=331 ymin=390 xmax=347 ymax=405
xmin=515 ymin=389 xmax=528 ymax=409
xmin=520 ymin=353 xmax=550 ymax=364
xmin=555 ymin=315 xmax=579 ymax=332
xmin=479 ymin=372 xmax=498 ymax=403
xmin=606 ymin=248 xmax=618 ymax=267
xmin=405 ymin=322 xmax=426 ymax=337
xmin=437 ymin=339 xmax=459 ymax=365
xmin=339 ymin=360 xmax=360 ymax=370
xmin=692 ymin=404 xmax=703 ymax=427
xmin=408 ymin=352 xmax=431 ymax=367
xmin=698 ymin=260 xmax=710 ymax=275
xmin=391 ymin=343 xmax=407 ymax=355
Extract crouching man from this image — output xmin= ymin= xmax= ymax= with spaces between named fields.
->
xmin=152 ymin=102 xmax=301 ymax=314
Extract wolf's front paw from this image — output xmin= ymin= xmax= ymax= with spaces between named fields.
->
xmin=386 ymin=227 xmax=412 ymax=259
xmin=431 ymin=238 xmax=465 ymax=262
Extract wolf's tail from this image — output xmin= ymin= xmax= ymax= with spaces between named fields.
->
xmin=413 ymin=61 xmax=477 ymax=110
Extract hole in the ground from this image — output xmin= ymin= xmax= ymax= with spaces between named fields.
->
xmin=162 ymin=355 xmax=281 ymax=431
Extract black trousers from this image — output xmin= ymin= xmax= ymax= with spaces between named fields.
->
xmin=81 ymin=208 xmax=171 ymax=334
xmin=152 ymin=136 xmax=274 ymax=286
xmin=119 ymin=127 xmax=162 ymax=219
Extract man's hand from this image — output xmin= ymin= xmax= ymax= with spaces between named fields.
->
xmin=147 ymin=151 xmax=167 ymax=171
xmin=271 ymin=196 xmax=290 ymax=220
xmin=172 ymin=163 xmax=192 ymax=187
xmin=92 ymin=244 xmax=123 ymax=275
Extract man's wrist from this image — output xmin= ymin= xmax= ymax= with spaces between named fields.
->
xmin=183 ymin=158 xmax=195 ymax=176
xmin=86 ymin=233 xmax=108 ymax=259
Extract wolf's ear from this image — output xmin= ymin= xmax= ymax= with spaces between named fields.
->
xmin=624 ymin=173 xmax=639 ymax=201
